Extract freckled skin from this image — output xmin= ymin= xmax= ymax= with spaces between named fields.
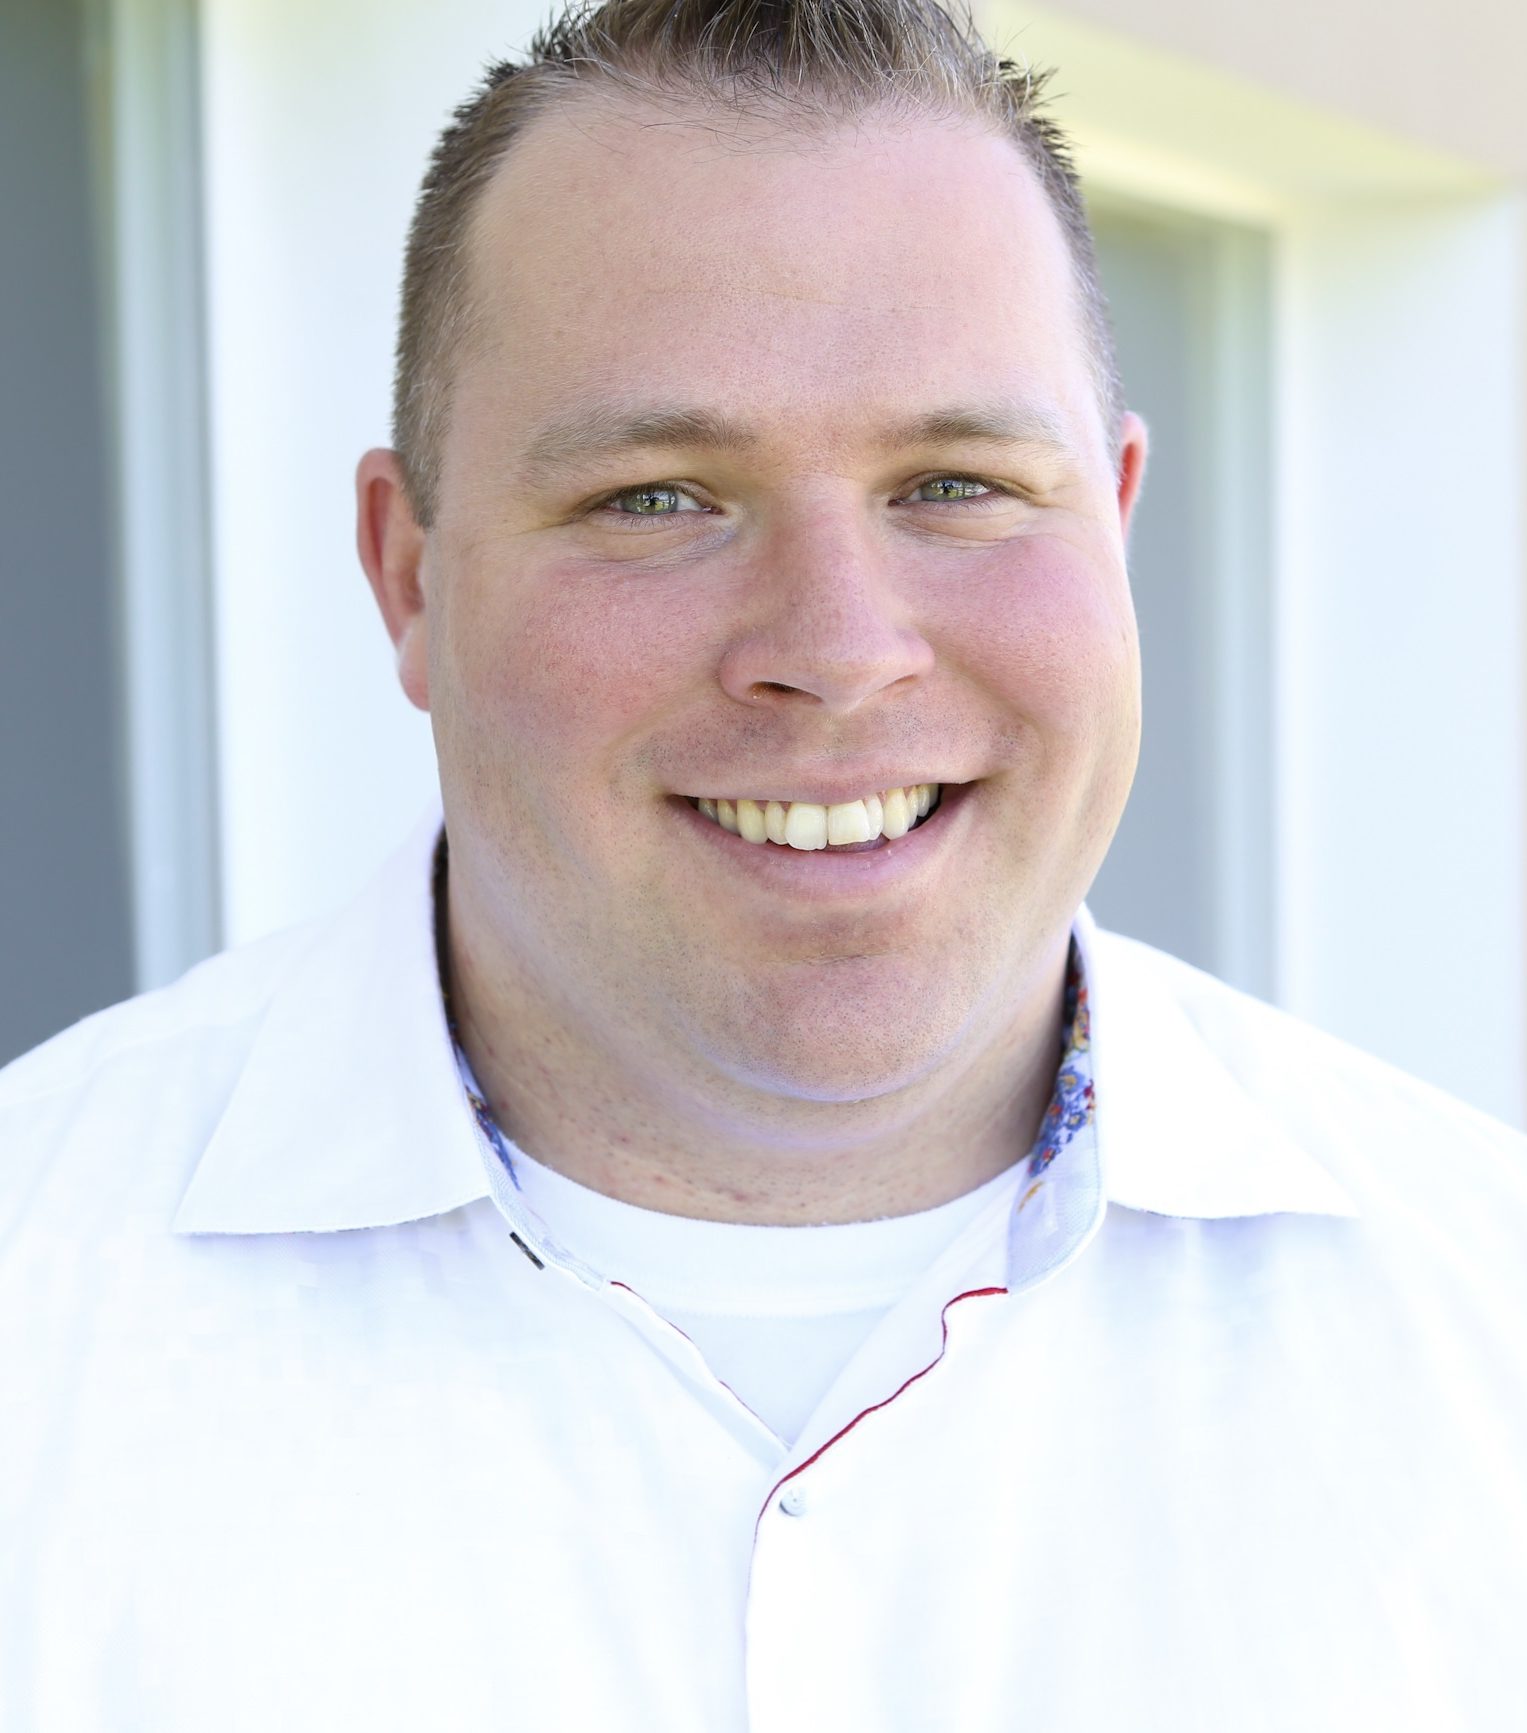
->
xmin=356 ymin=97 xmax=1147 ymax=1223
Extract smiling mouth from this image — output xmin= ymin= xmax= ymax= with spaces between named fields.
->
xmin=685 ymin=784 xmax=943 ymax=852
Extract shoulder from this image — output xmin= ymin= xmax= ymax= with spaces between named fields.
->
xmin=1090 ymin=923 xmax=1527 ymax=1240
xmin=0 ymin=921 xmax=319 ymax=1233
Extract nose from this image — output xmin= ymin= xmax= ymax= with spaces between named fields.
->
xmin=717 ymin=510 xmax=935 ymax=714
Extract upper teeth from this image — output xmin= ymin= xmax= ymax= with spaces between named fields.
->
xmin=693 ymin=784 xmax=939 ymax=850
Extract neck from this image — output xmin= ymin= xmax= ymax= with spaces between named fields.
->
xmin=437 ymin=846 xmax=1072 ymax=1227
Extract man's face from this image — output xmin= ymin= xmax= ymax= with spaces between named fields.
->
xmin=404 ymin=99 xmax=1143 ymax=1107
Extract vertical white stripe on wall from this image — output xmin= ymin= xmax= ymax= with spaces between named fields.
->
xmin=100 ymin=0 xmax=222 ymax=989
xmin=199 ymin=0 xmax=546 ymax=948
xmin=1276 ymin=195 xmax=1526 ymax=1125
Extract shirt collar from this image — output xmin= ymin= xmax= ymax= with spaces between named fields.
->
xmin=171 ymin=806 xmax=490 ymax=1235
xmin=1077 ymin=906 xmax=1358 ymax=1220
xmin=172 ymin=806 xmax=1355 ymax=1237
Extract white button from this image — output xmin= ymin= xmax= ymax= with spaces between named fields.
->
xmin=777 ymin=1483 xmax=807 ymax=1517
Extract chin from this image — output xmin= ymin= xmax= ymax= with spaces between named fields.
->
xmin=701 ymin=967 xmax=973 ymax=1105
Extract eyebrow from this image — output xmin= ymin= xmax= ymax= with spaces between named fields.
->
xmin=520 ymin=399 xmax=1077 ymax=480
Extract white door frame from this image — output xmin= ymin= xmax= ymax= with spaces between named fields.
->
xmin=88 ymin=0 xmax=221 ymax=989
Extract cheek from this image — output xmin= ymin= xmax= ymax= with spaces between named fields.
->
xmin=438 ymin=561 xmax=705 ymax=776
xmin=946 ymin=538 xmax=1139 ymax=750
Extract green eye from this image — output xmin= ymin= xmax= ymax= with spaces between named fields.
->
xmin=914 ymin=476 xmax=991 ymax=502
xmin=611 ymin=485 xmax=692 ymax=515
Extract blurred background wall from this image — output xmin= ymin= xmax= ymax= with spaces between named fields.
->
xmin=2 ymin=0 xmax=136 ymax=1061
xmin=3 ymin=0 xmax=1524 ymax=1129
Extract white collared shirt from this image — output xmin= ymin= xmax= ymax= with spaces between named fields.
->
xmin=3 ymin=809 xmax=1525 ymax=1731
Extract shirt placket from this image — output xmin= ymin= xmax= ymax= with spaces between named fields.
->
xmin=740 ymin=1100 xmax=1105 ymax=1733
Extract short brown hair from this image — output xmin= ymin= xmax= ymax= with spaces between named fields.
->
xmin=392 ymin=0 xmax=1121 ymax=528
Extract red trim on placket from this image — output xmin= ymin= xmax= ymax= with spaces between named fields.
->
xmin=754 ymin=1283 xmax=1009 ymax=1538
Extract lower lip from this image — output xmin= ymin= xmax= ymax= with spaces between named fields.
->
xmin=671 ymin=783 xmax=974 ymax=900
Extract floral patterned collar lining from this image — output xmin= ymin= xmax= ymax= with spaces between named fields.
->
xmin=431 ymin=832 xmax=1095 ymax=1196
xmin=1029 ymin=940 xmax=1094 ymax=1181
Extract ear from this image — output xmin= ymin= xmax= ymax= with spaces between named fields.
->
xmin=1114 ymin=410 xmax=1149 ymax=544
xmin=355 ymin=447 xmax=431 ymax=712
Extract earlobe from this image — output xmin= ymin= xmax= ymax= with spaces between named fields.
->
xmin=355 ymin=447 xmax=431 ymax=713
xmin=396 ymin=617 xmax=430 ymax=711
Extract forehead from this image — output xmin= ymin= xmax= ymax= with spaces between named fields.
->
xmin=458 ymin=94 xmax=1094 ymax=460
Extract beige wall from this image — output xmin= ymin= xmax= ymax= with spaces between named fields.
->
xmin=1021 ymin=0 xmax=1527 ymax=181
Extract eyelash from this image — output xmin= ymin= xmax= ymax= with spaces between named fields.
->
xmin=586 ymin=473 xmax=1018 ymax=530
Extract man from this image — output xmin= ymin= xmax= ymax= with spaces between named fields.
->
xmin=4 ymin=1 xmax=1524 ymax=1728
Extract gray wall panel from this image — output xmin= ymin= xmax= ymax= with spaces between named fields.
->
xmin=1 ymin=0 xmax=135 ymax=1064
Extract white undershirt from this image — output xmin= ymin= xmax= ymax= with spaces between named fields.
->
xmin=504 ymin=1143 xmax=1024 ymax=1445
